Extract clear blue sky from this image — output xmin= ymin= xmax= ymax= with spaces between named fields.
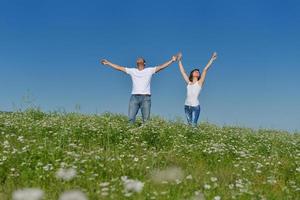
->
xmin=1 ymin=0 xmax=300 ymax=131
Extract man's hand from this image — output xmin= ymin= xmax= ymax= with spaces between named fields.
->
xmin=171 ymin=55 xmax=177 ymax=62
xmin=171 ymin=52 xmax=182 ymax=62
xmin=211 ymin=52 xmax=217 ymax=61
xmin=100 ymin=59 xmax=110 ymax=65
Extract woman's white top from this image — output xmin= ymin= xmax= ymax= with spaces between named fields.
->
xmin=185 ymin=82 xmax=202 ymax=106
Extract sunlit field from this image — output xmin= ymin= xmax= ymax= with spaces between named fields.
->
xmin=0 ymin=110 xmax=299 ymax=200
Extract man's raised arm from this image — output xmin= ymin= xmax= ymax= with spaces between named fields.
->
xmin=100 ymin=59 xmax=126 ymax=73
xmin=155 ymin=53 xmax=179 ymax=73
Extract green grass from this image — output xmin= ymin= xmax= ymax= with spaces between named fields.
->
xmin=0 ymin=110 xmax=299 ymax=200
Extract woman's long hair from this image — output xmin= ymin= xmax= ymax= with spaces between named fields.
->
xmin=189 ymin=69 xmax=201 ymax=82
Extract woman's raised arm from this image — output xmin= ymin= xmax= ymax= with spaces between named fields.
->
xmin=198 ymin=52 xmax=217 ymax=86
xmin=178 ymin=53 xmax=190 ymax=84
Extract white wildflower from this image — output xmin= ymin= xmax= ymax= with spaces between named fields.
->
xmin=124 ymin=192 xmax=132 ymax=197
xmin=56 ymin=168 xmax=77 ymax=181
xmin=190 ymin=191 xmax=205 ymax=200
xmin=210 ymin=177 xmax=218 ymax=182
xmin=12 ymin=188 xmax=44 ymax=200
xmin=121 ymin=176 xmax=144 ymax=193
xmin=58 ymin=190 xmax=87 ymax=200
xmin=101 ymin=192 xmax=109 ymax=196
xmin=267 ymin=176 xmax=277 ymax=185
xmin=100 ymin=182 xmax=110 ymax=187
xmin=151 ymin=167 xmax=184 ymax=183
xmin=186 ymin=175 xmax=193 ymax=180
xmin=203 ymin=184 xmax=211 ymax=190
xmin=214 ymin=196 xmax=221 ymax=200
xmin=42 ymin=164 xmax=53 ymax=171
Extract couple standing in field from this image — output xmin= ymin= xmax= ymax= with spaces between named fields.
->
xmin=100 ymin=52 xmax=217 ymax=126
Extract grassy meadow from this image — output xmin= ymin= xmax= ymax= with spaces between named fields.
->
xmin=0 ymin=110 xmax=299 ymax=200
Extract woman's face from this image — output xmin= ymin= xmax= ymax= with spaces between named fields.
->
xmin=193 ymin=70 xmax=200 ymax=78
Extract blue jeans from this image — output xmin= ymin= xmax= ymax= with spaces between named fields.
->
xmin=184 ymin=105 xmax=201 ymax=126
xmin=128 ymin=95 xmax=151 ymax=123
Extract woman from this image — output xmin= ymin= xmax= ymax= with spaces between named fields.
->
xmin=177 ymin=52 xmax=217 ymax=126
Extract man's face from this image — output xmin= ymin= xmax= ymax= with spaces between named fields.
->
xmin=136 ymin=58 xmax=145 ymax=69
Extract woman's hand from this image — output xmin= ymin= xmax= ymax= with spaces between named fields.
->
xmin=211 ymin=52 xmax=217 ymax=61
xmin=177 ymin=52 xmax=183 ymax=61
xmin=171 ymin=52 xmax=182 ymax=62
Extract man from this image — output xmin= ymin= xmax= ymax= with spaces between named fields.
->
xmin=100 ymin=54 xmax=179 ymax=123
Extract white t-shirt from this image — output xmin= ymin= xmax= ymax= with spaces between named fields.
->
xmin=185 ymin=82 xmax=202 ymax=106
xmin=125 ymin=67 xmax=157 ymax=95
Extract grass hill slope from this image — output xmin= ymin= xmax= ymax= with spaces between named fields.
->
xmin=0 ymin=110 xmax=299 ymax=200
